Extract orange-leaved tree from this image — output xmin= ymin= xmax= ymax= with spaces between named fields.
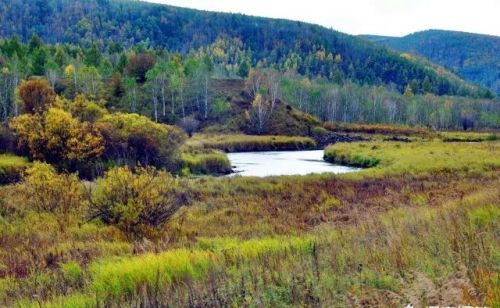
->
xmin=18 ymin=79 xmax=56 ymax=114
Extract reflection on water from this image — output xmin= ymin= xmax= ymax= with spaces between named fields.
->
xmin=227 ymin=150 xmax=359 ymax=177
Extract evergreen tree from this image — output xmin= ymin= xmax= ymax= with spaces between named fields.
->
xmin=31 ymin=47 xmax=47 ymax=76
xmin=237 ymin=57 xmax=250 ymax=78
xmin=84 ymin=44 xmax=102 ymax=67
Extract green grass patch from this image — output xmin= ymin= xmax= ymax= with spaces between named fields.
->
xmin=181 ymin=150 xmax=232 ymax=175
xmin=23 ymin=236 xmax=314 ymax=306
xmin=324 ymin=140 xmax=500 ymax=175
xmin=323 ymin=122 xmax=433 ymax=137
xmin=439 ymin=131 xmax=499 ymax=142
xmin=184 ymin=134 xmax=316 ymax=152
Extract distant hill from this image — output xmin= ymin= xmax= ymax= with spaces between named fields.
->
xmin=361 ymin=30 xmax=500 ymax=95
xmin=0 ymin=0 xmax=491 ymax=98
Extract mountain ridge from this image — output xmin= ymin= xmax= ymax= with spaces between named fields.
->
xmin=0 ymin=0 xmax=491 ymax=98
xmin=360 ymin=29 xmax=500 ymax=95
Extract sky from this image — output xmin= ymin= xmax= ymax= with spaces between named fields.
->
xmin=145 ymin=0 xmax=500 ymax=37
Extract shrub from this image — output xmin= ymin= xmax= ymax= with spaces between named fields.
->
xmin=68 ymin=95 xmax=108 ymax=123
xmin=96 ymin=113 xmax=186 ymax=171
xmin=22 ymin=162 xmax=84 ymax=216
xmin=486 ymin=133 xmax=498 ymax=141
xmin=90 ymin=166 xmax=188 ymax=238
xmin=312 ymin=126 xmax=328 ymax=136
xmin=9 ymin=108 xmax=104 ymax=170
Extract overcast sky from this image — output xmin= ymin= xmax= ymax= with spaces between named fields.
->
xmin=145 ymin=0 xmax=500 ymax=37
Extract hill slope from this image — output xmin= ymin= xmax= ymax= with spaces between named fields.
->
xmin=0 ymin=0 xmax=490 ymax=97
xmin=361 ymin=30 xmax=500 ymax=95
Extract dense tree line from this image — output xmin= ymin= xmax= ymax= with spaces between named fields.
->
xmin=280 ymin=74 xmax=500 ymax=130
xmin=0 ymin=35 xmax=498 ymax=137
xmin=0 ymin=0 xmax=493 ymax=98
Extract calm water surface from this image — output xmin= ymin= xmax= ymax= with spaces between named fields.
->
xmin=227 ymin=150 xmax=359 ymax=177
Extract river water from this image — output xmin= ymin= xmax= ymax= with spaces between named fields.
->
xmin=227 ymin=150 xmax=359 ymax=177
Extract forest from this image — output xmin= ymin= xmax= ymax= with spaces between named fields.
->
xmin=0 ymin=35 xmax=499 ymax=132
xmin=0 ymin=0 xmax=499 ymax=307
xmin=362 ymin=30 xmax=500 ymax=95
xmin=0 ymin=0 xmax=495 ymax=98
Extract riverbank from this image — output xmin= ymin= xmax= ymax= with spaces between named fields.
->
xmin=183 ymin=134 xmax=317 ymax=152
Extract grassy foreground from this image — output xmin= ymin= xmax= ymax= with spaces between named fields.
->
xmin=0 ymin=140 xmax=499 ymax=307
xmin=12 ymin=185 xmax=500 ymax=307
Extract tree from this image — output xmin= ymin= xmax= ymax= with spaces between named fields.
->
xmin=31 ymin=47 xmax=47 ymax=76
xmin=108 ymin=72 xmax=124 ymax=107
xmin=28 ymin=34 xmax=43 ymax=52
xmin=422 ymin=76 xmax=432 ymax=93
xmin=185 ymin=53 xmax=213 ymax=119
xmin=179 ymin=116 xmax=200 ymax=137
xmin=84 ymin=44 xmax=101 ymax=67
xmin=108 ymin=41 xmax=123 ymax=54
xmin=245 ymin=68 xmax=263 ymax=98
xmin=116 ymin=53 xmax=128 ymax=73
xmin=123 ymin=77 xmax=138 ymax=112
xmin=266 ymin=69 xmax=281 ymax=113
xmin=403 ymin=84 xmax=414 ymax=97
xmin=66 ymin=122 xmax=105 ymax=163
xmin=69 ymin=95 xmax=108 ymax=123
xmin=0 ymin=69 xmax=17 ymax=120
xmin=237 ymin=57 xmax=250 ymax=78
xmin=250 ymin=93 xmax=269 ymax=134
xmin=145 ymin=66 xmax=161 ymax=122
xmin=168 ymin=54 xmax=186 ymax=118
xmin=126 ymin=53 xmax=155 ymax=83
xmin=45 ymin=60 xmax=59 ymax=88
xmin=200 ymin=54 xmax=213 ymax=119
xmin=210 ymin=98 xmax=231 ymax=121
xmin=78 ymin=66 xmax=103 ymax=99
xmin=18 ymin=79 xmax=56 ymax=114
xmin=54 ymin=45 xmax=67 ymax=67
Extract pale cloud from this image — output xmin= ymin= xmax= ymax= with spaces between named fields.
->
xmin=144 ymin=0 xmax=500 ymax=37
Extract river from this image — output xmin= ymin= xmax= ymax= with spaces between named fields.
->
xmin=227 ymin=150 xmax=359 ymax=177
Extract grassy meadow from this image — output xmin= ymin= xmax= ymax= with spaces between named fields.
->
xmin=0 ymin=135 xmax=498 ymax=307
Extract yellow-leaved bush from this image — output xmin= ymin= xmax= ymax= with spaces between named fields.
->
xmin=90 ymin=166 xmax=188 ymax=239
xmin=9 ymin=107 xmax=104 ymax=168
xmin=22 ymin=162 xmax=84 ymax=222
